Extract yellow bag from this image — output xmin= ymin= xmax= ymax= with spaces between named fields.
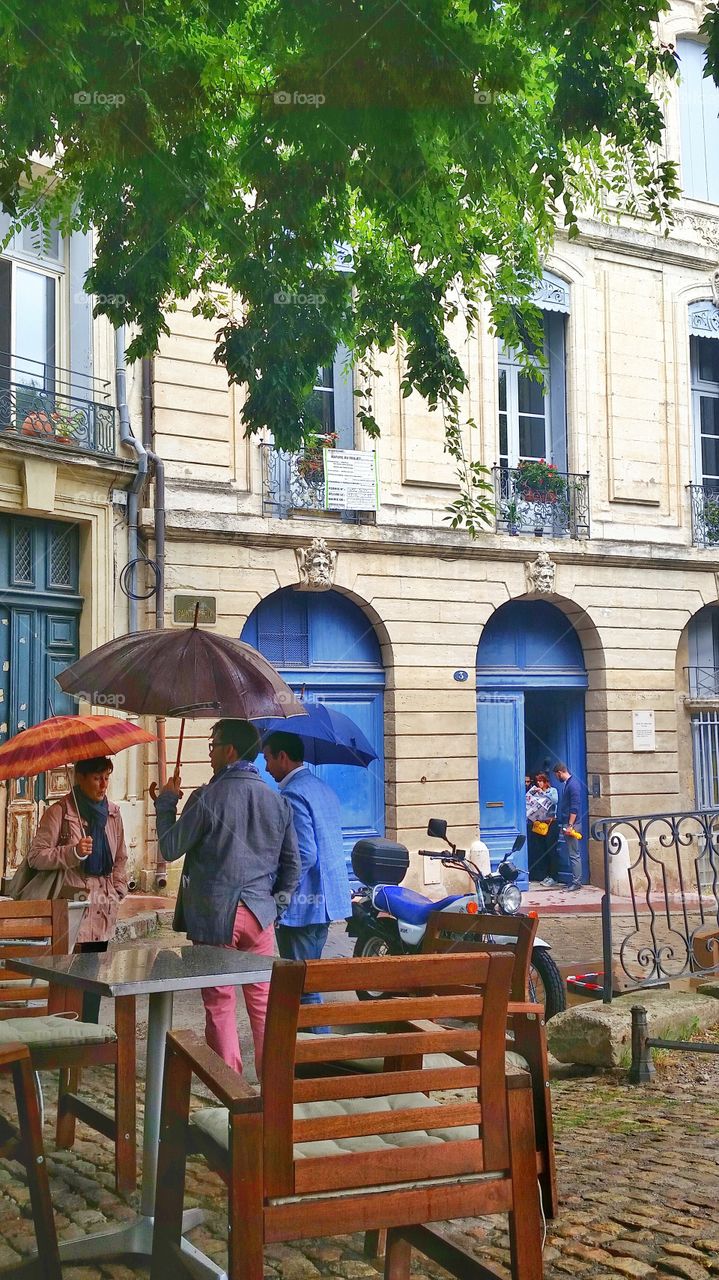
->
xmin=531 ymin=820 xmax=549 ymax=836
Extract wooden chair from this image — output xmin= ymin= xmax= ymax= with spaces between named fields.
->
xmin=421 ymin=911 xmax=558 ymax=1219
xmin=151 ymin=952 xmax=544 ymax=1280
xmin=0 ymin=1041 xmax=62 ymax=1279
xmin=0 ymin=899 xmax=136 ymax=1192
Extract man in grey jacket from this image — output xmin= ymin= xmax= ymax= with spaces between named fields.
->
xmin=154 ymin=719 xmax=300 ymax=1075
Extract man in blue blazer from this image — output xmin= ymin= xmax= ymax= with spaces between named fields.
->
xmin=263 ymin=732 xmax=352 ymax=1009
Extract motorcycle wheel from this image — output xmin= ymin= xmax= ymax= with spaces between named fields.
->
xmin=528 ymin=947 xmax=566 ymax=1020
xmin=354 ymin=930 xmax=401 ymax=1000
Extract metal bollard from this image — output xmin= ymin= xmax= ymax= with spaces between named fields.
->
xmin=628 ymin=1005 xmax=655 ymax=1084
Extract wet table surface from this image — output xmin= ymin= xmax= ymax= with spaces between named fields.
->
xmin=11 ymin=941 xmax=276 ymax=997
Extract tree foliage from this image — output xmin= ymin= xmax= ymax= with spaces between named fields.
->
xmin=0 ymin=0 xmax=707 ymax=527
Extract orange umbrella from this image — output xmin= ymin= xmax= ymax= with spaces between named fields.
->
xmin=0 ymin=715 xmax=156 ymax=781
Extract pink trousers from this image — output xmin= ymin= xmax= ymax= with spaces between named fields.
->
xmin=199 ymin=902 xmax=275 ymax=1076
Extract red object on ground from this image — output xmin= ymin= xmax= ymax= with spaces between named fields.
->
xmin=567 ymin=971 xmax=603 ymax=994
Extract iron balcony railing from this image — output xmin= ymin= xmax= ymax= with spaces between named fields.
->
xmin=685 ymin=666 xmax=719 ymax=699
xmin=494 ymin=465 xmax=590 ymax=539
xmin=688 ymin=483 xmax=719 ymax=548
xmin=260 ymin=441 xmax=363 ymax=520
xmin=0 ymin=353 xmax=116 ymax=456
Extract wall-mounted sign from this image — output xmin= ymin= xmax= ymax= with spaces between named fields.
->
xmin=324 ymin=449 xmax=379 ymax=512
xmin=632 ymin=709 xmax=656 ymax=752
xmin=173 ymin=595 xmax=217 ymax=625
xmin=453 ymin=671 xmax=468 ymax=682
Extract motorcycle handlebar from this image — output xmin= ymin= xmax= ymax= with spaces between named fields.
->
xmin=417 ymin=849 xmax=467 ymax=860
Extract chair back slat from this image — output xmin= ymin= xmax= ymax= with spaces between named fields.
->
xmin=301 ymin=953 xmax=491 ymax=994
xmin=294 ymin=1063 xmax=482 ymax=1104
xmin=261 ymin=950 xmax=513 ymax=1201
xmin=422 ymin=911 xmax=538 ymax=1003
xmin=293 ymin=1136 xmax=487 ymax=1196
xmin=0 ymin=901 xmax=70 ymax=1020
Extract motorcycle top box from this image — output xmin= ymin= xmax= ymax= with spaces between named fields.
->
xmin=352 ymin=837 xmax=410 ymax=887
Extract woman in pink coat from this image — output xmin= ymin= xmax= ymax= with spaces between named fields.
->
xmin=28 ymin=756 xmax=128 ymax=1020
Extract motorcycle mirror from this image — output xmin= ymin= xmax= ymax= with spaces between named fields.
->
xmin=427 ymin=818 xmax=448 ymax=841
xmin=511 ymin=834 xmax=526 ymax=852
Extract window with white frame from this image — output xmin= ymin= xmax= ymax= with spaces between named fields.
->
xmin=690 ymin=327 xmax=719 ymax=490
xmin=498 ymin=308 xmax=567 ymax=471
xmin=0 ymin=219 xmax=64 ymax=392
xmin=677 ymin=37 xmax=719 ymax=205
xmin=306 ymin=344 xmax=355 ymax=448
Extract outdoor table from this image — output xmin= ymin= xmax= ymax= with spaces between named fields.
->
xmin=12 ymin=942 xmax=276 ymax=1277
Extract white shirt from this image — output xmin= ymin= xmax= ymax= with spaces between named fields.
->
xmin=278 ymin=765 xmax=307 ymax=790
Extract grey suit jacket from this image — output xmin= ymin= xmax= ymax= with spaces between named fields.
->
xmin=154 ymin=767 xmax=300 ymax=943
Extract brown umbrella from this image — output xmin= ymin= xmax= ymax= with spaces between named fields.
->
xmin=56 ymin=613 xmax=304 ymax=772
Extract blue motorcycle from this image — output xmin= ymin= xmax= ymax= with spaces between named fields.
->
xmin=348 ymin=817 xmax=566 ymax=1019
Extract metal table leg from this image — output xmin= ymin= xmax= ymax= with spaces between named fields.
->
xmin=58 ymin=989 xmax=220 ymax=1273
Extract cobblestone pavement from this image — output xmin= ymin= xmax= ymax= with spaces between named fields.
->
xmin=1 ymin=1057 xmax=718 ymax=1279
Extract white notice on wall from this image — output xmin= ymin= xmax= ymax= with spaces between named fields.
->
xmin=632 ymin=709 xmax=656 ymax=752
xmin=324 ymin=449 xmax=379 ymax=511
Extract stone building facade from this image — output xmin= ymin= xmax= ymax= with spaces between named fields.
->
xmin=2 ymin=0 xmax=719 ymax=895
xmin=134 ymin=0 xmax=719 ymax=892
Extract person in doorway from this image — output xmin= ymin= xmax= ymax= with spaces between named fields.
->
xmin=553 ymin=762 xmax=583 ymax=891
xmin=28 ymin=756 xmax=129 ymax=1022
xmin=154 ymin=719 xmax=300 ymax=1076
xmin=263 ymin=732 xmax=352 ymax=1027
xmin=532 ymin=772 xmax=559 ymax=886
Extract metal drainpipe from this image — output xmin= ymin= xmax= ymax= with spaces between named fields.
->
xmin=115 ymin=328 xmax=147 ymax=634
xmin=116 ymin=327 xmax=148 ymax=891
xmin=142 ymin=356 xmax=169 ymax=888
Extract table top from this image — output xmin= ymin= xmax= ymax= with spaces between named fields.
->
xmin=11 ymin=943 xmax=277 ymax=997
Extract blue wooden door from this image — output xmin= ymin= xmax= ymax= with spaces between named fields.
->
xmin=477 ymin=691 xmax=527 ymax=878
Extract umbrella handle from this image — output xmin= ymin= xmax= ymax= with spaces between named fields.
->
xmin=175 ymin=718 xmax=186 ymax=775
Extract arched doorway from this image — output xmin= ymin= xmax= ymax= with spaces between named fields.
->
xmin=242 ymin=588 xmax=385 ymax=866
xmin=476 ymin=599 xmax=588 ymax=884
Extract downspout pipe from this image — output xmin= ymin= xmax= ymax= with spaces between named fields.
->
xmin=115 ymin=326 xmax=147 ymax=891
xmin=142 ymin=356 xmax=169 ymax=888
xmin=115 ymin=326 xmax=147 ymax=636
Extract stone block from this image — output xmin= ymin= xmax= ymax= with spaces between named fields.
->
xmin=546 ymin=989 xmax=719 ymax=1068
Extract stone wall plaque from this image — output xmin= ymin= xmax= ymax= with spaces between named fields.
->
xmin=632 ymin=709 xmax=656 ymax=752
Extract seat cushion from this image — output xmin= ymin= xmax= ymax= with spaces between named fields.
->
xmin=0 ymin=1016 xmax=116 ymax=1048
xmin=191 ymin=1090 xmax=480 ymax=1159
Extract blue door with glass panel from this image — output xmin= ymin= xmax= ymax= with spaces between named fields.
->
xmin=242 ymin=588 xmax=385 ymax=866
xmin=0 ymin=517 xmax=81 ymax=789
xmin=476 ymin=599 xmax=588 ymax=884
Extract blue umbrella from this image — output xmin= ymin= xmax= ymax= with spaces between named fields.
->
xmin=253 ymin=703 xmax=378 ymax=767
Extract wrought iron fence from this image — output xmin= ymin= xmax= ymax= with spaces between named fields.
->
xmin=494 ymin=466 xmax=590 ymax=539
xmin=688 ymin=483 xmax=719 ymax=548
xmin=592 ymin=810 xmax=719 ymax=1003
xmin=0 ymin=353 xmax=116 ymax=456
xmin=260 ymin=442 xmax=362 ymax=520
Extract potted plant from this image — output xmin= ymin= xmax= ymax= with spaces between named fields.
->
xmin=514 ymin=458 xmax=566 ymax=503
xmin=296 ymin=431 xmax=338 ymax=485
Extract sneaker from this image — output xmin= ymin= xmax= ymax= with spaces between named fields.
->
xmin=564 ymin=883 xmax=582 ymax=893
xmin=540 ymin=877 xmax=557 ymax=888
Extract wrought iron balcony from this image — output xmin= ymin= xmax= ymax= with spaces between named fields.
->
xmin=688 ymin=484 xmax=719 ymax=548
xmin=0 ymin=354 xmax=116 ymax=456
xmin=260 ymin=441 xmax=363 ymax=520
xmin=494 ymin=465 xmax=590 ymax=539
xmin=685 ymin=667 xmax=719 ymax=699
